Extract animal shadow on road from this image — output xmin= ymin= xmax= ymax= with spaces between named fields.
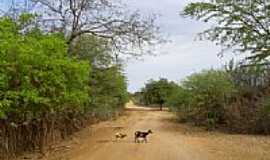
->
xmin=96 ymin=140 xmax=112 ymax=143
xmin=96 ymin=139 xmax=139 ymax=144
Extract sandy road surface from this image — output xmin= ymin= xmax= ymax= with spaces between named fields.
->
xmin=23 ymin=104 xmax=270 ymax=160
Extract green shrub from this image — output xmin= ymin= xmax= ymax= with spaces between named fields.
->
xmin=73 ymin=35 xmax=129 ymax=117
xmin=168 ymin=69 xmax=236 ymax=128
xmin=136 ymin=78 xmax=178 ymax=110
xmin=89 ymin=66 xmax=129 ymax=111
xmin=0 ymin=16 xmax=90 ymax=119
xmin=0 ymin=14 xmax=129 ymax=158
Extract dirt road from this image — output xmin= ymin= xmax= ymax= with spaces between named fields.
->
xmin=26 ymin=104 xmax=270 ymax=160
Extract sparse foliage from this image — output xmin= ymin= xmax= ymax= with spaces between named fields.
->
xmin=182 ymin=0 xmax=270 ymax=62
xmin=31 ymin=0 xmax=162 ymax=57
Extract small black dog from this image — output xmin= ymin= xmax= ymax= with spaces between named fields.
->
xmin=134 ymin=130 xmax=153 ymax=143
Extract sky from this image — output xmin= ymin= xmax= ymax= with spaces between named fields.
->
xmin=124 ymin=0 xmax=234 ymax=92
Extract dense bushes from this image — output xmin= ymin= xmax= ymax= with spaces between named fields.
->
xmin=0 ymin=15 xmax=128 ymax=159
xmin=133 ymin=78 xmax=177 ymax=110
xmin=224 ymin=62 xmax=270 ymax=134
xmin=0 ymin=16 xmax=90 ymax=118
xmin=89 ymin=66 xmax=129 ymax=119
xmin=179 ymin=0 xmax=270 ymax=134
xmin=134 ymin=65 xmax=270 ymax=134
xmin=168 ymin=70 xmax=236 ymax=129
xmin=166 ymin=67 xmax=270 ymax=134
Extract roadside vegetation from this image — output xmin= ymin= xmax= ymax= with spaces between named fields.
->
xmin=1 ymin=0 xmax=270 ymax=159
xmin=134 ymin=0 xmax=270 ymax=134
xmin=0 ymin=0 xmax=161 ymax=159
xmin=0 ymin=14 xmax=128 ymax=159
xmin=135 ymin=65 xmax=270 ymax=134
xmin=132 ymin=78 xmax=177 ymax=110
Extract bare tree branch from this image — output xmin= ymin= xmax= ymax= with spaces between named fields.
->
xmin=30 ymin=0 xmax=163 ymax=58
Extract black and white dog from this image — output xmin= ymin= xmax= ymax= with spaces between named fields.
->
xmin=134 ymin=130 xmax=153 ymax=143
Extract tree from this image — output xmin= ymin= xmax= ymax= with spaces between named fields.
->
xmin=30 ymin=0 xmax=162 ymax=58
xmin=0 ymin=14 xmax=90 ymax=118
xmin=0 ymin=14 xmax=130 ymax=157
xmin=141 ymin=78 xmax=178 ymax=110
xmin=89 ymin=66 xmax=128 ymax=110
xmin=73 ymin=35 xmax=114 ymax=67
xmin=167 ymin=70 xmax=236 ymax=128
xmin=71 ymin=33 xmax=128 ymax=118
xmin=182 ymin=0 xmax=270 ymax=63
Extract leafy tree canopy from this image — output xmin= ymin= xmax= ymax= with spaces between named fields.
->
xmin=182 ymin=0 xmax=270 ymax=63
xmin=140 ymin=78 xmax=178 ymax=110
xmin=0 ymin=14 xmax=90 ymax=118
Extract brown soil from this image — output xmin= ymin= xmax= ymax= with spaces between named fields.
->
xmin=19 ymin=103 xmax=270 ymax=160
